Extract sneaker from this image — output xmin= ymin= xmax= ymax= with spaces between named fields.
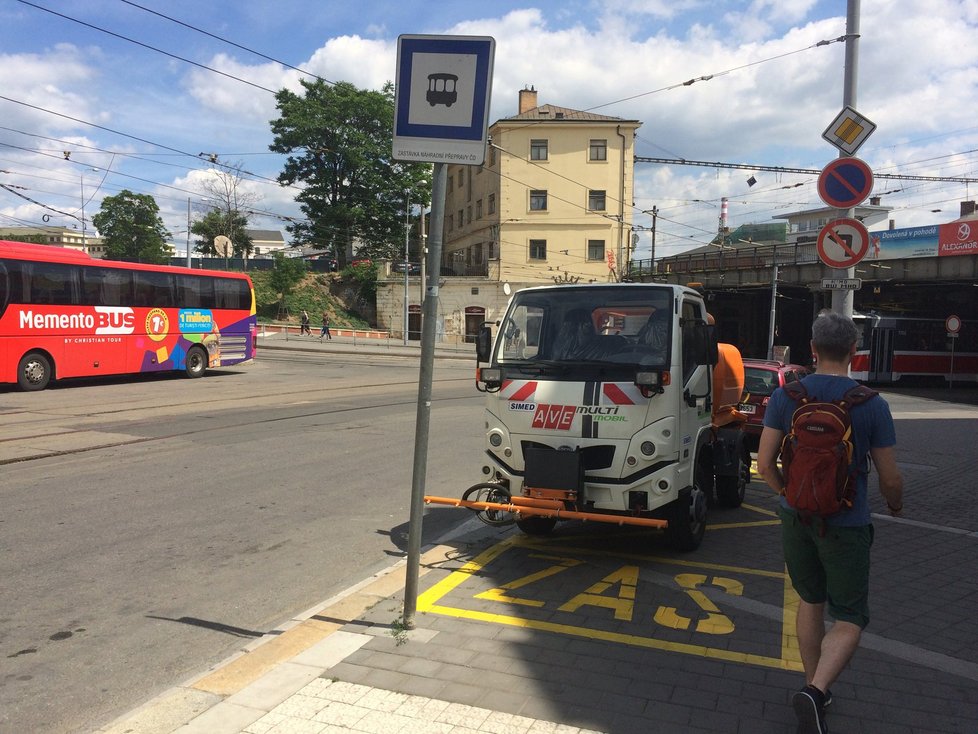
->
xmin=792 ymin=685 xmax=828 ymax=734
xmin=824 ymin=689 xmax=833 ymax=708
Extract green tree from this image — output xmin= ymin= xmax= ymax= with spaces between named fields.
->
xmin=191 ymin=209 xmax=253 ymax=257
xmin=268 ymin=79 xmax=430 ymax=269
xmin=92 ymin=190 xmax=170 ymax=263
xmin=268 ymin=251 xmax=307 ymax=317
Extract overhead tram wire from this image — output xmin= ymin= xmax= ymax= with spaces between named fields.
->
xmin=0 ymin=95 xmax=306 ymax=197
xmin=16 ymin=0 xmax=279 ymax=94
xmin=634 ymin=156 xmax=978 ymax=184
xmin=118 ymin=0 xmax=335 ymax=86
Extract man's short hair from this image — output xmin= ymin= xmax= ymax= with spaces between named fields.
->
xmin=812 ymin=310 xmax=858 ymax=362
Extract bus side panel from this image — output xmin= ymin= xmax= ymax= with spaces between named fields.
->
xmin=130 ymin=308 xmax=254 ymax=374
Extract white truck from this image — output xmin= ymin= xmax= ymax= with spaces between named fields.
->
xmin=426 ymin=283 xmax=749 ymax=552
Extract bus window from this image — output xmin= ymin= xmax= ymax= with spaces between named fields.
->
xmin=31 ymin=262 xmax=78 ymax=305
xmin=133 ymin=271 xmax=174 ymax=308
xmin=177 ymin=274 xmax=214 ymax=309
xmin=215 ymin=277 xmax=249 ymax=310
xmin=81 ymin=267 xmax=132 ymax=307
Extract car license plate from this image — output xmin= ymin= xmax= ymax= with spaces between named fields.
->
xmin=738 ymin=403 xmax=756 ymax=414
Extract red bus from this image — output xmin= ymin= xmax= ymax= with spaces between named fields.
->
xmin=851 ymin=313 xmax=978 ymax=384
xmin=0 ymin=241 xmax=257 ymax=391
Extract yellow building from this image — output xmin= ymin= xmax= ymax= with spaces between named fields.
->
xmin=443 ymin=87 xmax=640 ymax=285
xmin=377 ymin=87 xmax=642 ymax=341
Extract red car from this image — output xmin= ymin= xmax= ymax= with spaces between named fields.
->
xmin=738 ymin=359 xmax=812 ymax=449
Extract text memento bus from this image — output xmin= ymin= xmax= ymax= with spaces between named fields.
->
xmin=0 ymin=241 xmax=257 ymax=390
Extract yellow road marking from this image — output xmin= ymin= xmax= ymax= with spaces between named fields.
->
xmin=418 ymin=537 xmax=803 ymax=673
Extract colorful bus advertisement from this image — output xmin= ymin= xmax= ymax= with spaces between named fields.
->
xmin=0 ymin=241 xmax=256 ymax=390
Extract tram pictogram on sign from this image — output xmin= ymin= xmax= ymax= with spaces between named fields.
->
xmin=817 ymin=157 xmax=874 ymax=210
xmin=817 ymin=218 xmax=870 ymax=268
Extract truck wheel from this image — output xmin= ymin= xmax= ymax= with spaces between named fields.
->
xmin=716 ymin=445 xmax=750 ymax=508
xmin=18 ymin=352 xmax=52 ymax=391
xmin=665 ymin=485 xmax=707 ymax=552
xmin=516 ymin=516 xmax=557 ymax=535
xmin=185 ymin=346 xmax=207 ymax=378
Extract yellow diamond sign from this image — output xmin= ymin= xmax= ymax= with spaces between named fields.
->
xmin=822 ymin=105 xmax=877 ymax=156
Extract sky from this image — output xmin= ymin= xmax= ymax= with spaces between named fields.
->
xmin=1 ymin=0 xmax=977 ymax=261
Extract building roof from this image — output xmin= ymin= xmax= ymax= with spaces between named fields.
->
xmin=497 ymin=104 xmax=639 ymax=124
xmin=245 ymin=229 xmax=285 ymax=243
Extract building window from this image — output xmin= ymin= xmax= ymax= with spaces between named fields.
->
xmin=488 ymin=194 xmax=495 ymax=214
xmin=448 ymin=214 xmax=454 ymax=232
xmin=589 ymin=139 xmax=607 ymax=161
xmin=529 ymin=190 xmax=548 ymax=211
xmin=458 ymin=209 xmax=464 ymax=228
xmin=588 ymin=190 xmax=607 ymax=211
xmin=458 ymin=170 xmax=464 ymax=188
xmin=476 ymin=199 xmax=483 ymax=219
xmin=587 ymin=239 xmax=605 ymax=261
xmin=447 ymin=176 xmax=453 ymax=193
xmin=530 ymin=139 xmax=548 ymax=161
xmin=467 ymin=206 xmax=472 ymax=224
xmin=529 ymin=239 xmax=547 ymax=260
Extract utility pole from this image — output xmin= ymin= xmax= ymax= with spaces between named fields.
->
xmin=832 ymin=0 xmax=860 ymax=318
xmin=419 ymin=205 xmax=426 ymax=309
xmin=650 ymin=206 xmax=657 ymax=275
xmin=403 ymin=190 xmax=411 ymax=345
xmin=186 ymin=197 xmax=192 ymax=268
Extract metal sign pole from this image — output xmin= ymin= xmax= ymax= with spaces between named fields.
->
xmin=832 ymin=0 xmax=860 ymax=318
xmin=403 ymin=162 xmax=447 ymax=628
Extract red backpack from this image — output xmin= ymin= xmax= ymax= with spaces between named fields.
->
xmin=779 ymin=381 xmax=877 ymax=522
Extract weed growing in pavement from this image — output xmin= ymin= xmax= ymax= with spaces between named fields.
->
xmin=389 ymin=618 xmax=409 ymax=646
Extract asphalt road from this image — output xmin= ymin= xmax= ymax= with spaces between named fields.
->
xmin=0 ymin=351 xmax=485 ymax=733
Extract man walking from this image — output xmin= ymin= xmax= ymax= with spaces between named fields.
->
xmin=757 ymin=311 xmax=904 ymax=733
xmin=319 ymin=311 xmax=332 ymax=341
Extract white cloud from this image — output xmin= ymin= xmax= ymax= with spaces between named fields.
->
xmin=3 ymin=1 xmax=977 ymax=247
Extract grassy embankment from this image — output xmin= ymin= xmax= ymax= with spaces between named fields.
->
xmin=249 ymin=271 xmax=372 ymax=329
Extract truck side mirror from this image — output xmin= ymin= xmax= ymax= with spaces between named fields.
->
xmin=476 ymin=324 xmax=493 ymax=363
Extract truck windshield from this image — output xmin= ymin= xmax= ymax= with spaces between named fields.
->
xmin=495 ymin=286 xmax=673 ymax=369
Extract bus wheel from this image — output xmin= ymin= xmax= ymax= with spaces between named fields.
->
xmin=18 ymin=352 xmax=52 ymax=391
xmin=516 ymin=516 xmax=557 ymax=535
xmin=185 ymin=346 xmax=207 ymax=378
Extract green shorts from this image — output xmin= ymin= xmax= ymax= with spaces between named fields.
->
xmin=777 ymin=506 xmax=875 ymax=629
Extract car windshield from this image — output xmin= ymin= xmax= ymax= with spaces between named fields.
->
xmin=495 ymin=285 xmax=674 ymax=369
xmin=744 ymin=367 xmax=780 ymax=396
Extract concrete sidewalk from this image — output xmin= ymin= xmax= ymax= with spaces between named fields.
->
xmin=256 ymin=328 xmax=477 ymax=362
xmin=100 ymin=519 xmax=608 ymax=734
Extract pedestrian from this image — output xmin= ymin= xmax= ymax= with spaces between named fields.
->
xmin=319 ymin=311 xmax=332 ymax=341
xmin=300 ymin=309 xmax=311 ymax=336
xmin=756 ymin=310 xmax=904 ymax=734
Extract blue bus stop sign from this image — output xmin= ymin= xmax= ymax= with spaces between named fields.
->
xmin=817 ymin=157 xmax=874 ymax=210
xmin=393 ymin=35 xmax=495 ymax=166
